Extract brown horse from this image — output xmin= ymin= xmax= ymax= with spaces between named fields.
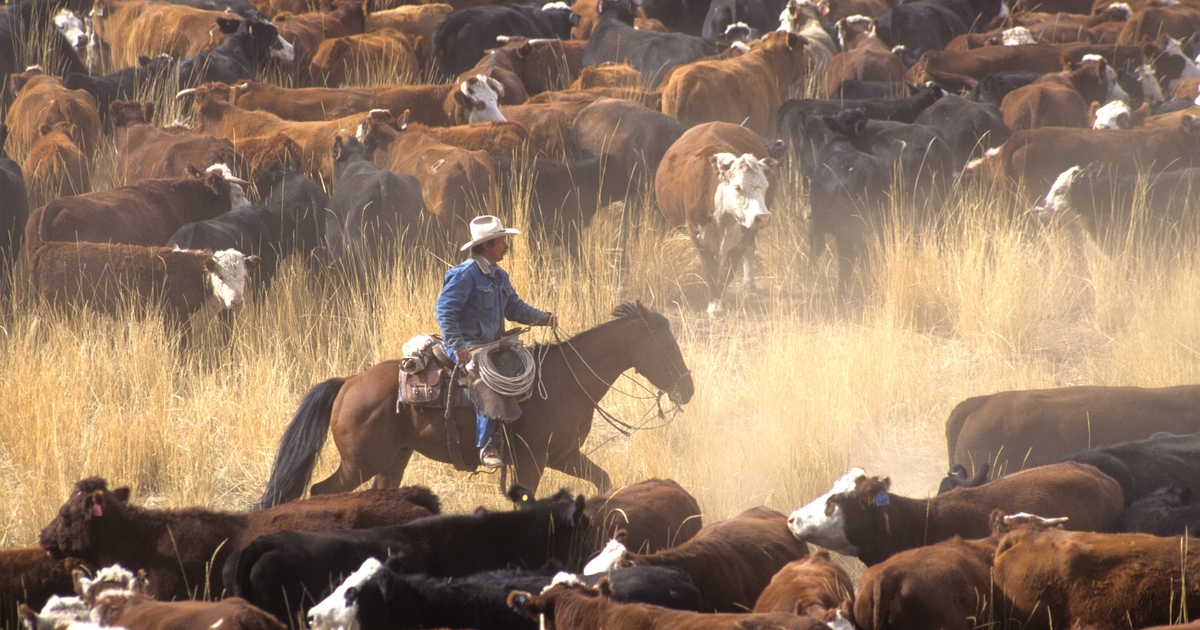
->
xmin=256 ymin=302 xmax=695 ymax=507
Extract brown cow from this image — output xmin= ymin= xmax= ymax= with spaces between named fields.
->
xmin=993 ymin=525 xmax=1200 ymax=629
xmin=509 ymin=579 xmax=830 ymax=630
xmin=92 ymin=589 xmax=285 ymax=630
xmin=0 ymin=548 xmax=87 ymax=630
xmin=272 ymin=0 xmax=369 ymax=80
xmin=584 ymin=506 xmax=809 ymax=612
xmin=396 ymin=114 xmax=529 ymax=158
xmin=948 ymin=384 xmax=1200 ymax=473
xmin=360 ymin=109 xmax=494 ymax=240
xmin=117 ymin=3 xmax=232 ymax=67
xmin=567 ymin=0 xmax=682 ymax=39
xmin=571 ymin=97 xmax=687 ymax=191
xmin=822 ymin=16 xmax=907 ymax=97
xmin=452 ymin=36 xmax=586 ymax=108
xmin=907 ymin=43 xmax=1070 ymax=92
xmin=583 ymin=478 xmax=703 ymax=555
xmin=227 ymin=81 xmax=381 ymax=121
xmin=500 ymin=98 xmax=597 ymax=157
xmin=5 ymin=68 xmax=102 ymax=160
xmin=969 ymin=114 xmax=1200 ymax=197
xmin=1119 ymin=2 xmax=1200 ymax=44
xmin=661 ymin=31 xmax=808 ymax=136
xmin=25 ymin=122 xmax=90 ymax=205
xmin=753 ymin=550 xmax=854 ymax=624
xmin=38 ymin=477 xmax=440 ymax=602
xmin=24 ymin=165 xmax=244 ymax=254
xmin=111 ymin=101 xmax=236 ymax=185
xmin=364 ymin=3 xmax=452 ymax=62
xmin=570 ymin=63 xmax=647 ymax=90
xmin=786 ymin=462 xmax=1124 ymax=565
xmin=309 ymin=28 xmax=421 ymax=87
xmin=656 ymin=121 xmax=775 ymax=314
xmin=29 ymin=242 xmax=261 ymax=325
xmin=1000 ymin=57 xmax=1123 ymax=130
xmin=232 ymin=132 xmax=304 ymax=180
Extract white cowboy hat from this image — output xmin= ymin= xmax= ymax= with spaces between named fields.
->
xmin=460 ymin=215 xmax=520 ymax=252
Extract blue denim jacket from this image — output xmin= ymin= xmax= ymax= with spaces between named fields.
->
xmin=436 ymin=255 xmax=546 ymax=354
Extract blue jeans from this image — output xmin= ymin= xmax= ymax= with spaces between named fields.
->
xmin=452 ymin=350 xmax=495 ymax=449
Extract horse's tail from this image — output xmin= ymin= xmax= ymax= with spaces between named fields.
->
xmin=255 ymin=377 xmax=345 ymax=509
xmin=945 ymin=394 xmax=992 ymax=469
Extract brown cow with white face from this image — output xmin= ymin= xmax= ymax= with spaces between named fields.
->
xmin=656 ymin=122 xmax=775 ymax=314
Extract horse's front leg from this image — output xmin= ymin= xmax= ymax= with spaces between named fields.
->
xmin=372 ymin=446 xmax=413 ymax=489
xmin=550 ymin=450 xmax=612 ymax=494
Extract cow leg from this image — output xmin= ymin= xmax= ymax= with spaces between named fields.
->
xmin=549 ymin=450 xmax=612 ymax=493
xmin=698 ymin=247 xmax=723 ymax=314
xmin=371 ymin=446 xmax=413 ymax=489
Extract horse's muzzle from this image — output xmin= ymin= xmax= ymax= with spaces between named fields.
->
xmin=670 ymin=374 xmax=695 ymax=405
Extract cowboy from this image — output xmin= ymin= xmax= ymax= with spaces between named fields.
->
xmin=436 ymin=215 xmax=557 ymax=469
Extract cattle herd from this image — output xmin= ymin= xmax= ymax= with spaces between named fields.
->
xmin=8 ymin=0 xmax=1200 ymax=625
xmin=9 ymin=384 xmax=1200 ymax=630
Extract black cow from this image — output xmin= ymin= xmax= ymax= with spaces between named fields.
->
xmin=873 ymin=0 xmax=1004 ymax=66
xmin=776 ymin=85 xmax=945 ymax=149
xmin=635 ymin=0 xmax=711 ymax=35
xmin=937 ymin=463 xmax=991 ymax=494
xmin=828 ymin=81 xmax=914 ymax=100
xmin=431 ymin=4 xmax=574 ymax=78
xmin=967 ymin=71 xmax=1042 ymax=107
xmin=0 ymin=124 xmax=29 ymax=274
xmin=1058 ymin=432 xmax=1200 ymax=506
xmin=222 ymin=487 xmax=591 ymax=623
xmin=581 ymin=0 xmax=715 ymax=89
xmin=912 ymin=93 xmax=1010 ymax=170
xmin=1034 ymin=163 xmax=1200 ymax=245
xmin=65 ymin=55 xmax=178 ymax=128
xmin=492 ymin=153 xmax=631 ymax=252
xmin=328 ymin=136 xmax=423 ymax=271
xmin=256 ymin=160 xmax=328 ymax=261
xmin=570 ymin=97 xmax=687 ymax=194
xmin=1115 ymin=486 xmax=1200 ymax=536
xmin=701 ymin=0 xmax=788 ymax=42
xmin=348 ymin=558 xmax=702 ymax=630
xmin=0 ymin=0 xmax=88 ymax=105
xmin=177 ymin=16 xmax=294 ymax=88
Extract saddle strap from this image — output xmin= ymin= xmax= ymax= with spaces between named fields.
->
xmin=444 ymin=365 xmax=475 ymax=473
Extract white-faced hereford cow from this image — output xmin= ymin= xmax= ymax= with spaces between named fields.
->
xmin=582 ymin=506 xmax=808 ymax=612
xmin=946 ymin=384 xmax=1200 ymax=475
xmin=37 ymin=477 xmax=440 ymax=602
xmin=655 ymin=121 xmax=775 ymax=314
xmin=786 ymin=462 xmax=1123 ymax=565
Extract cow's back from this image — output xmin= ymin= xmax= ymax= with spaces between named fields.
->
xmin=655 ymin=122 xmax=769 ymax=229
xmin=942 ymin=461 xmax=1124 ymax=532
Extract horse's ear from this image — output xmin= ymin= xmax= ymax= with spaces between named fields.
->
xmin=573 ymin=494 xmax=587 ymax=524
xmin=634 ymin=300 xmax=653 ymax=325
xmin=113 ymin=486 xmax=131 ymax=502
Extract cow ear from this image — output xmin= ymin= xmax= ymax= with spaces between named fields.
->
xmin=186 ymin=163 xmax=203 ymax=177
xmin=1116 ymin=111 xmax=1129 ymax=128
xmin=398 ymin=109 xmax=410 ymax=130
xmin=246 ymin=255 xmax=262 ymax=270
xmin=762 ymin=156 xmax=777 ymax=171
xmin=113 ymin=486 xmax=131 ymax=502
xmin=786 ymin=31 xmax=800 ymax=49
xmin=711 ymin=153 xmax=736 ymax=177
xmin=517 ymin=42 xmax=532 ymax=58
xmin=879 ymin=476 xmax=891 ymax=491
xmin=19 ymin=604 xmax=38 ymax=630
xmin=506 ymin=591 xmax=539 ymax=616
xmin=573 ymin=494 xmax=586 ymax=524
xmin=1183 ymin=114 xmax=1200 ymax=133
xmin=205 ymin=256 xmax=218 ymax=272
xmin=72 ymin=568 xmax=89 ymax=597
xmin=144 ymin=103 xmax=155 ymax=122
xmin=217 ymin=16 xmax=241 ymax=33
xmin=39 ymin=124 xmax=53 ymax=137
xmin=333 ymin=135 xmax=344 ymax=160
xmin=453 ymin=89 xmax=472 ymax=107
xmin=487 ymin=76 xmax=505 ymax=98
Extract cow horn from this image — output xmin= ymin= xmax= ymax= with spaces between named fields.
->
xmin=496 ymin=35 xmax=511 ymax=43
xmin=176 ymin=88 xmax=198 ymax=99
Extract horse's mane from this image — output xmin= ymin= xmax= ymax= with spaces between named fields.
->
xmin=532 ymin=302 xmax=667 ymax=351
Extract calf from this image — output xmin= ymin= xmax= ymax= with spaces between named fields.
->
xmin=24 ymin=122 xmax=90 ymax=206
xmin=1035 ymin=162 xmax=1200 ymax=245
xmin=328 ymin=135 xmax=423 ymax=268
xmin=29 ymin=242 xmax=259 ymax=325
xmin=583 ymin=506 xmax=807 ymax=612
xmin=999 ymin=57 xmax=1125 ymax=130
xmin=946 ymin=384 xmax=1200 ymax=474
xmin=993 ymin=524 xmax=1200 ymax=629
xmin=912 ymin=94 xmax=1010 ymax=170
xmin=786 ymin=462 xmax=1124 ymax=565
xmin=110 ymin=100 xmax=236 ymax=185
xmin=662 ymin=31 xmax=808 ymax=136
xmin=222 ymin=488 xmax=589 ymax=623
xmin=431 ymin=4 xmax=573 ymax=78
xmin=25 ymin=165 xmax=244 ymax=253
xmin=0 ymin=124 xmax=29 ymax=269
xmin=37 ymin=477 xmax=440 ymax=602
xmin=582 ymin=0 xmax=715 ymax=89
xmin=509 ymin=580 xmax=829 ymax=630
xmin=5 ymin=67 xmax=101 ymax=160
xmin=91 ymin=589 xmax=285 ymax=630
xmin=656 ymin=122 xmax=775 ymax=314
xmin=752 ymin=550 xmax=853 ymax=624
xmin=821 ymin=16 xmax=907 ymax=98
xmin=582 ymin=478 xmax=703 ymax=555
xmin=309 ymin=28 xmax=420 ymax=87
xmin=1 ymin=548 xmax=86 ymax=630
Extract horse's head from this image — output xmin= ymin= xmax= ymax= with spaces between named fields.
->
xmin=614 ymin=302 xmax=694 ymax=405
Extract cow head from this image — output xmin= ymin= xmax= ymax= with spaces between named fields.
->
xmin=40 ymin=122 xmax=82 ymax=145
xmin=1073 ymin=55 xmax=1128 ymax=104
xmin=1034 ymin=164 xmax=1085 ymax=221
xmin=595 ymin=0 xmax=635 ymax=24
xmin=109 ymin=101 xmax=154 ymax=129
xmin=341 ymin=556 xmax=426 ymax=630
xmin=582 ymin=536 xmax=629 ymax=574
xmin=308 ymin=557 xmax=384 ymax=630
xmin=455 ymin=75 xmax=506 ymax=124
xmin=39 ymin=477 xmax=132 ymax=562
xmin=1002 ymin=26 xmax=1035 ymax=45
xmin=54 ymin=8 xmax=87 ymax=56
xmin=779 ymin=0 xmax=822 ymax=33
xmin=787 ymin=468 xmax=866 ymax=553
xmin=508 ymin=581 xmax=607 ymax=629
xmin=836 ymin=15 xmax=874 ymax=52
xmin=11 ymin=66 xmax=46 ymax=93
xmin=332 ymin=135 xmax=374 ymax=180
xmin=19 ymin=596 xmax=90 ymax=630
xmin=1145 ymin=36 xmax=1200 ymax=90
xmin=712 ymin=152 xmax=773 ymax=236
xmin=198 ymin=163 xmax=252 ymax=210
xmin=204 ymin=249 xmax=260 ymax=310
xmin=229 ymin=17 xmax=295 ymax=63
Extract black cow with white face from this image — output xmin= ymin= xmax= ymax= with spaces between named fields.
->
xmin=176 ymin=16 xmax=294 ymax=88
